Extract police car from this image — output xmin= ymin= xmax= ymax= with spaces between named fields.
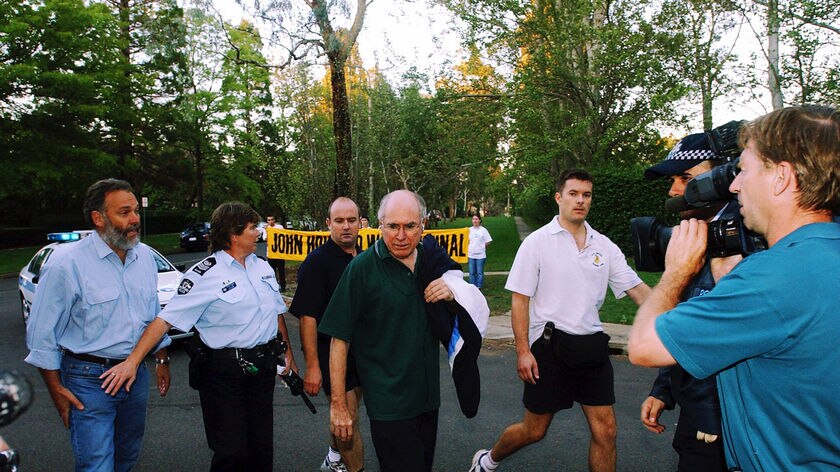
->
xmin=18 ymin=231 xmax=192 ymax=340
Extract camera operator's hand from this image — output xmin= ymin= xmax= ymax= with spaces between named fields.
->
xmin=663 ymin=219 xmax=708 ymax=286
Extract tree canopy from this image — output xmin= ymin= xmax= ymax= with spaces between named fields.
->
xmin=1 ymin=0 xmax=837 ymax=234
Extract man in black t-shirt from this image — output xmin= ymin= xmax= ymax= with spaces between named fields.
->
xmin=290 ymin=197 xmax=364 ymax=472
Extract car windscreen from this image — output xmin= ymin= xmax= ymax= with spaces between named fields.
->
xmin=151 ymin=250 xmax=176 ymax=273
xmin=28 ymin=247 xmax=54 ymax=277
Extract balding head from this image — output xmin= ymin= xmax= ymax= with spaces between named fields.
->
xmin=377 ymin=190 xmax=426 ymax=224
xmin=378 ymin=190 xmax=426 ymax=261
xmin=326 ymin=197 xmax=361 ymax=250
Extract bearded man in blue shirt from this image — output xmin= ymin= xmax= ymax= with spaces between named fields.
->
xmin=26 ymin=178 xmax=170 ymax=472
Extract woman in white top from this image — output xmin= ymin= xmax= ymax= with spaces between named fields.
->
xmin=467 ymin=214 xmax=493 ymax=289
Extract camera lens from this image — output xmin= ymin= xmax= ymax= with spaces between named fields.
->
xmin=707 ymin=219 xmax=742 ymax=257
xmin=630 ymin=217 xmax=672 ymax=272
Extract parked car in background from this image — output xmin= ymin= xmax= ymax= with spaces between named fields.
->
xmin=179 ymin=222 xmax=210 ymax=252
xmin=19 ymin=231 xmax=192 ymax=340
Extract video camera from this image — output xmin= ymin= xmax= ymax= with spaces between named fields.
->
xmin=631 ymin=120 xmax=767 ymax=272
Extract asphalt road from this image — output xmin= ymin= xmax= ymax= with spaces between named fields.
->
xmin=1 ymin=244 xmax=679 ymax=471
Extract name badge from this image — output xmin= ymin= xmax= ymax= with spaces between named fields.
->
xmin=221 ymin=281 xmax=237 ymax=293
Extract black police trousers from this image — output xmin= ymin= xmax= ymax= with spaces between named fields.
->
xmin=197 ymin=355 xmax=276 ymax=472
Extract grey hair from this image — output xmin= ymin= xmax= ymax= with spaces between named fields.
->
xmin=82 ymin=179 xmax=135 ymax=227
xmin=377 ymin=190 xmax=427 ymax=225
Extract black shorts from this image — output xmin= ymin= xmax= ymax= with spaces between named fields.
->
xmin=317 ymin=337 xmax=361 ymax=396
xmin=522 ymin=338 xmax=615 ymax=414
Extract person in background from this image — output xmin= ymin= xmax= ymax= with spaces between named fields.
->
xmin=99 ymin=201 xmax=296 ymax=472
xmin=467 ymin=214 xmax=492 ymax=289
xmin=291 ymin=197 xmax=366 ymax=472
xmin=263 ymin=215 xmax=287 ymax=291
xmin=359 ymin=216 xmax=369 ymax=229
xmin=25 ymin=178 xmax=171 ymax=472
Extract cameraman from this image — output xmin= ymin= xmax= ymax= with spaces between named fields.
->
xmin=629 ymin=105 xmax=840 ymax=471
xmin=639 ymin=132 xmax=734 ymax=472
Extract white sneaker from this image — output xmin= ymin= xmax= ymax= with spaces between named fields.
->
xmin=469 ymin=448 xmax=492 ymax=472
xmin=320 ymin=457 xmax=348 ymax=472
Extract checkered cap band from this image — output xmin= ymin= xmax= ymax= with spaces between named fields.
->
xmin=645 ymin=132 xmax=717 ymax=179
xmin=666 ymin=133 xmax=715 ymax=161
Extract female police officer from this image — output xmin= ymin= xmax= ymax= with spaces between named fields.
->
xmin=99 ymin=201 xmax=297 ymax=471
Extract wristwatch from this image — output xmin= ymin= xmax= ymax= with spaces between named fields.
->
xmin=155 ymin=356 xmax=171 ymax=365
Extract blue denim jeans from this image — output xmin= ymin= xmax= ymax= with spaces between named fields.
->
xmin=61 ymin=356 xmax=149 ymax=472
xmin=468 ymin=257 xmax=486 ymax=289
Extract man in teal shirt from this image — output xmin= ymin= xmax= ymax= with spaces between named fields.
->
xmin=320 ymin=190 xmax=469 ymax=472
xmin=629 ymin=105 xmax=840 ymax=471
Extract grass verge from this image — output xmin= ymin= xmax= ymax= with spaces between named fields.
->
xmin=1 ymin=247 xmax=40 ymax=276
xmin=432 ymin=216 xmax=521 ymax=272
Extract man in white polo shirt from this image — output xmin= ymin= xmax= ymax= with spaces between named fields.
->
xmin=469 ymin=169 xmax=650 ymax=472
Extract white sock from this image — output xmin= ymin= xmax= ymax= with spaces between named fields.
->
xmin=327 ymin=446 xmax=342 ymax=462
xmin=481 ymin=450 xmax=499 ymax=470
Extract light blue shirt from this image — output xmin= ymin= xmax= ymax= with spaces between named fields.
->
xmin=159 ymin=251 xmax=287 ymax=349
xmin=25 ymin=231 xmax=167 ymax=370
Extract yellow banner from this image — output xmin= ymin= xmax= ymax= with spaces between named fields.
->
xmin=265 ymin=227 xmax=469 ymax=263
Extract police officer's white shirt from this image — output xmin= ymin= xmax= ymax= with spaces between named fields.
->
xmin=468 ymin=225 xmax=493 ymax=259
xmin=159 ymin=250 xmax=287 ymax=349
xmin=505 ymin=217 xmax=642 ymax=345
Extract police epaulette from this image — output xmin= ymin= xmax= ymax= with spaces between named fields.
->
xmin=192 ymin=256 xmax=216 ymax=276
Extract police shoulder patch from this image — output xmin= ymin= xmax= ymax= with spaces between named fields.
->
xmin=177 ymin=278 xmax=194 ymax=295
xmin=192 ymin=257 xmax=216 ymax=276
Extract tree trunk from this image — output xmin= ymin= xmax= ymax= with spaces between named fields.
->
xmin=367 ymin=93 xmax=374 ymax=219
xmin=194 ymin=140 xmax=204 ymax=213
xmin=330 ymin=57 xmax=353 ymax=198
xmin=116 ymin=0 xmax=132 ymax=176
xmin=702 ymin=80 xmax=713 ymax=130
xmin=767 ymin=0 xmax=784 ymax=109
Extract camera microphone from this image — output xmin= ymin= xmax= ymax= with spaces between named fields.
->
xmin=665 ymin=196 xmax=690 ymax=213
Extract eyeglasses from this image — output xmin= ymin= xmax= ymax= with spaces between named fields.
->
xmin=382 ymin=222 xmax=422 ymax=233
